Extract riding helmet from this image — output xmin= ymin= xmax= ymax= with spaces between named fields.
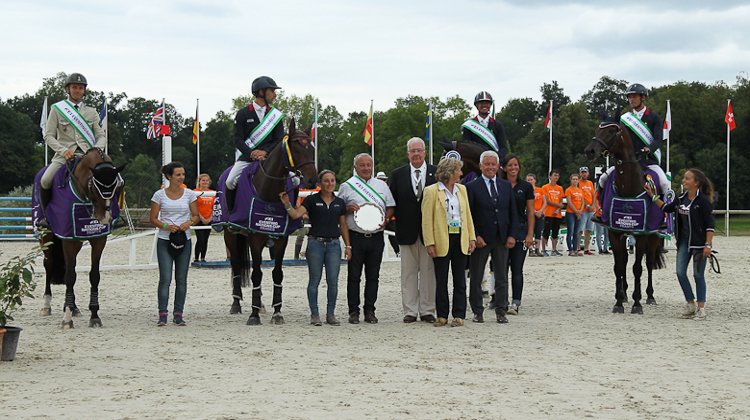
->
xmin=252 ymin=76 xmax=281 ymax=96
xmin=64 ymin=73 xmax=88 ymax=88
xmin=625 ymin=83 xmax=648 ymax=98
xmin=474 ymin=91 xmax=493 ymax=104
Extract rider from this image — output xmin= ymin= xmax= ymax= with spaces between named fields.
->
xmin=461 ymin=91 xmax=508 ymax=162
xmin=225 ymin=76 xmax=285 ymax=210
xmin=598 ymin=83 xmax=670 ymax=196
xmin=38 ymin=72 xmax=106 ymax=228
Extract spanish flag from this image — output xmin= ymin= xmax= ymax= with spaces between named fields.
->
xmin=363 ymin=103 xmax=373 ymax=146
xmin=192 ymin=102 xmax=199 ymax=145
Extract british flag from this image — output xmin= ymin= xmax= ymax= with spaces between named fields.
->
xmin=146 ymin=100 xmax=165 ymax=139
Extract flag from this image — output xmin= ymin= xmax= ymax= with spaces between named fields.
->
xmin=192 ymin=102 xmax=199 ymax=144
xmin=726 ymin=102 xmax=737 ymax=131
xmin=363 ymin=103 xmax=373 ymax=146
xmin=545 ymin=101 xmax=552 ymax=131
xmin=147 ymin=100 xmax=165 ymax=139
xmin=425 ymin=102 xmax=432 ymax=142
xmin=40 ymin=96 xmax=48 ymax=134
xmin=663 ymin=100 xmax=671 ymax=140
xmin=158 ymin=125 xmax=170 ymax=136
xmin=99 ymin=98 xmax=108 ymax=136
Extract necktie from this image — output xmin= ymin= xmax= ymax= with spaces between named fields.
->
xmin=489 ymin=179 xmax=498 ymax=204
xmin=415 ymin=169 xmax=423 ymax=201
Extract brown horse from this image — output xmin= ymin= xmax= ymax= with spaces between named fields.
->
xmin=225 ymin=118 xmax=318 ymax=325
xmin=437 ymin=136 xmax=485 ymax=179
xmin=37 ymin=148 xmax=126 ymax=328
xmin=584 ymin=108 xmax=665 ymax=314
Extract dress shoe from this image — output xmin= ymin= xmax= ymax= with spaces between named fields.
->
xmin=326 ymin=315 xmax=340 ymax=326
xmin=420 ymin=314 xmax=436 ymax=323
xmin=433 ymin=317 xmax=448 ymax=327
xmin=348 ymin=312 xmax=360 ymax=324
xmin=472 ymin=313 xmax=484 ymax=323
xmin=496 ymin=312 xmax=509 ymax=324
xmin=364 ymin=311 xmax=378 ymax=324
xmin=403 ymin=315 xmax=417 ymax=323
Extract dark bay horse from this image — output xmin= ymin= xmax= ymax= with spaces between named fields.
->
xmin=225 ymin=118 xmax=318 ymax=325
xmin=37 ymin=148 xmax=126 ymax=328
xmin=437 ymin=137 xmax=484 ymax=179
xmin=584 ymin=108 xmax=665 ymax=314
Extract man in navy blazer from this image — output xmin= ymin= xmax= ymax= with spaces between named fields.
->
xmin=390 ymin=137 xmax=438 ymax=323
xmin=466 ymin=150 xmax=518 ymax=323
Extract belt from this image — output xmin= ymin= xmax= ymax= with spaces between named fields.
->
xmin=349 ymin=230 xmax=383 ymax=238
xmin=309 ymin=236 xmax=336 ymax=242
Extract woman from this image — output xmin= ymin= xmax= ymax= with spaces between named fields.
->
xmin=593 ymin=185 xmax=610 ymax=254
xmin=526 ymin=173 xmax=546 ymax=257
xmin=193 ymin=174 xmax=215 ymax=262
xmin=150 ymin=162 xmax=200 ymax=326
xmin=422 ymin=158 xmax=476 ymax=327
xmin=500 ymin=154 xmax=534 ymax=315
xmin=646 ymin=169 xmax=715 ymax=320
xmin=564 ymin=174 xmax=584 ymax=256
xmin=280 ymin=170 xmax=352 ymax=326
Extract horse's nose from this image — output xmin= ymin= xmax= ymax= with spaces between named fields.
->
xmin=584 ymin=147 xmax=595 ymax=161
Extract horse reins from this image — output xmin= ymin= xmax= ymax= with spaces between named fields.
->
xmin=257 ymin=135 xmax=315 ymax=195
xmin=65 ymin=148 xmax=122 ymax=217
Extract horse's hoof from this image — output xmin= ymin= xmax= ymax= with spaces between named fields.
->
xmin=631 ymin=306 xmax=643 ymax=315
xmin=71 ymin=308 xmax=82 ymax=317
xmin=259 ymin=303 xmax=267 ymax=314
xmin=612 ymin=305 xmax=625 ymax=314
xmin=271 ymin=314 xmax=285 ymax=325
xmin=646 ymin=298 xmax=657 ymax=305
xmin=40 ymin=308 xmax=51 ymax=316
xmin=61 ymin=320 xmax=74 ymax=329
xmin=230 ymin=304 xmax=242 ymax=315
xmin=89 ymin=318 xmax=103 ymax=328
xmin=246 ymin=316 xmax=261 ymax=326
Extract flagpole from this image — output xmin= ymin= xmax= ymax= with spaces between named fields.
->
xmin=314 ymin=98 xmax=319 ymax=170
xmin=665 ymin=100 xmax=670 ymax=176
xmin=429 ymin=101 xmax=434 ymax=165
xmin=726 ymin=99 xmax=731 ymax=237
xmin=370 ymin=100 xmax=374 ymax=171
xmin=41 ymin=96 xmax=48 ymax=165
xmin=548 ymin=100 xmax=553 ymax=175
xmin=196 ymin=98 xmax=200 ymax=178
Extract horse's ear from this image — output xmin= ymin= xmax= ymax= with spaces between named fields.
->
xmin=614 ymin=106 xmax=622 ymax=122
xmin=599 ymin=106 xmax=608 ymax=121
xmin=303 ymin=123 xmax=313 ymax=138
xmin=288 ymin=118 xmax=297 ymax=135
xmin=116 ymin=163 xmax=128 ymax=173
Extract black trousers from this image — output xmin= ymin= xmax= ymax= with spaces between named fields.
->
xmin=469 ymin=239 xmax=509 ymax=315
xmin=347 ymin=231 xmax=384 ymax=314
xmin=194 ymin=221 xmax=211 ymax=260
xmin=432 ymin=233 xmax=468 ymax=319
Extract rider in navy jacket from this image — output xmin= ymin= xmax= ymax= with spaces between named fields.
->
xmin=461 ymin=91 xmax=508 ymax=160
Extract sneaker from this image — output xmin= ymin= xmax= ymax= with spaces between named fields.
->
xmin=541 ymin=251 xmax=549 ymax=257
xmin=584 ymin=251 xmax=595 ymax=255
xmin=552 ymin=251 xmax=563 ymax=256
xmin=681 ymin=302 xmax=698 ymax=319
xmin=508 ymin=303 xmax=519 ymax=315
xmin=157 ymin=312 xmax=167 ymax=327
xmin=693 ymin=307 xmax=706 ymax=321
xmin=173 ymin=313 xmax=186 ymax=326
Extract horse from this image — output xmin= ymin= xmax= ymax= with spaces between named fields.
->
xmin=224 ymin=118 xmax=318 ymax=325
xmin=36 ymin=148 xmax=126 ymax=328
xmin=436 ymin=136 xmax=485 ymax=180
xmin=584 ymin=107 xmax=665 ymax=314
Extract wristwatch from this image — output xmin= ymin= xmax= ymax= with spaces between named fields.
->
xmin=705 ymin=243 xmax=712 ymax=249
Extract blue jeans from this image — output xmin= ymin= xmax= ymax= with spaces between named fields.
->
xmin=306 ymin=239 xmax=341 ymax=316
xmin=676 ymin=239 xmax=707 ymax=303
xmin=565 ymin=212 xmax=582 ymax=251
xmin=506 ymin=239 xmax=526 ymax=305
xmin=595 ymin=223 xmax=609 ymax=251
xmin=157 ymin=238 xmax=192 ymax=314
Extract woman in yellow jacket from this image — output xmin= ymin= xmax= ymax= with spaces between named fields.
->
xmin=422 ymin=158 xmax=476 ymax=327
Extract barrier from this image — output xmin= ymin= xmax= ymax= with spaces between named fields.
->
xmin=0 ymin=197 xmax=34 ymax=239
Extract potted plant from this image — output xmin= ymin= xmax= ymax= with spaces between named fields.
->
xmin=0 ymin=248 xmax=39 ymax=361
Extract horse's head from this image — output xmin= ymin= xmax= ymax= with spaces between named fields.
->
xmin=285 ymin=118 xmax=319 ymax=190
xmin=585 ymin=106 xmax=623 ymax=162
xmin=84 ymin=151 xmax=127 ymax=225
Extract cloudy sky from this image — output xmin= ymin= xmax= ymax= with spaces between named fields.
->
xmin=1 ymin=0 xmax=747 ymax=122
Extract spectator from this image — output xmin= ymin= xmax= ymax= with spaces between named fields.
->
xmin=565 ymin=174 xmax=584 ymax=256
xmin=526 ymin=173 xmax=546 ymax=257
xmin=541 ymin=170 xmax=564 ymax=256
xmin=193 ymin=174 xmax=214 ymax=262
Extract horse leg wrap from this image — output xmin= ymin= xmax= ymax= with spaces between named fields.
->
xmin=232 ymin=294 xmax=243 ymax=301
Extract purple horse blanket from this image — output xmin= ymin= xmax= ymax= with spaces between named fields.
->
xmin=212 ymin=162 xmax=301 ymax=238
xmin=32 ymin=164 xmax=120 ymax=240
xmin=600 ymin=168 xmax=668 ymax=236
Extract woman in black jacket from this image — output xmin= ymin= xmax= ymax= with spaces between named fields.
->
xmin=646 ymin=169 xmax=715 ymax=321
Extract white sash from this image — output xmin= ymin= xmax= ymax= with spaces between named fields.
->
xmin=53 ymin=100 xmax=96 ymax=149
xmin=344 ymin=175 xmax=386 ymax=211
xmin=244 ymin=107 xmax=283 ymax=150
xmin=462 ymin=119 xmax=498 ymax=151
xmin=621 ymin=112 xmax=661 ymax=164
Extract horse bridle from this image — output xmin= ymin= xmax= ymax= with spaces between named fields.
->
xmin=257 ymin=135 xmax=315 ymax=184
xmin=67 ymin=148 xmax=123 ymax=216
xmin=591 ymin=123 xmax=623 ymax=158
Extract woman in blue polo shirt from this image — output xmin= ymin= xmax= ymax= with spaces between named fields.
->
xmin=281 ymin=170 xmax=352 ymax=326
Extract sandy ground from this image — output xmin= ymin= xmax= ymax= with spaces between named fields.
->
xmin=1 ymin=232 xmax=749 ymax=419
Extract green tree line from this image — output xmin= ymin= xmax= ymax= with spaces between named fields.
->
xmin=1 ymin=73 xmax=748 ymax=209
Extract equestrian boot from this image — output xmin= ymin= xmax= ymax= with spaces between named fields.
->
xmin=36 ymin=187 xmax=53 ymax=229
xmin=225 ymin=188 xmax=237 ymax=213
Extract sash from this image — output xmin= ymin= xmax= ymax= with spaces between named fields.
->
xmin=621 ymin=112 xmax=661 ymax=164
xmin=244 ymin=107 xmax=283 ymax=151
xmin=462 ymin=119 xmax=498 ymax=151
xmin=344 ymin=175 xmax=386 ymax=211
xmin=52 ymin=100 xmax=96 ymax=149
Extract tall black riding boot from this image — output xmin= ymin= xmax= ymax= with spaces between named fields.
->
xmin=36 ymin=187 xmax=53 ymax=229
xmin=225 ymin=188 xmax=237 ymax=212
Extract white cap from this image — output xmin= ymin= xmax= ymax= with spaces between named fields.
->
xmin=376 ymin=171 xmax=387 ymax=179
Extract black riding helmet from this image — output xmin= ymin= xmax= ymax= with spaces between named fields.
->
xmin=252 ymin=76 xmax=281 ymax=98
xmin=474 ymin=91 xmax=493 ymax=104
xmin=625 ymin=83 xmax=648 ymax=98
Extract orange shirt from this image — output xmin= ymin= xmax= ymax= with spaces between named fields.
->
xmin=533 ymin=187 xmax=545 ymax=212
xmin=542 ymin=184 xmax=564 ymax=218
xmin=565 ymin=186 xmax=584 ymax=212
xmin=580 ymin=179 xmax=594 ymax=207
xmin=193 ymin=189 xmax=215 ymax=219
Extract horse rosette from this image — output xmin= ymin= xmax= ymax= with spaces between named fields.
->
xmin=354 ymin=202 xmax=385 ymax=232
xmin=609 ymin=197 xmax=647 ymax=232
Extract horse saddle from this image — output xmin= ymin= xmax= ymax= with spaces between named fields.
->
xmin=599 ymin=168 xmax=670 ymax=235
xmin=212 ymin=162 xmax=301 ymax=237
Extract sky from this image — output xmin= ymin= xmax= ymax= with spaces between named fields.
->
xmin=1 ymin=0 xmax=748 ymax=123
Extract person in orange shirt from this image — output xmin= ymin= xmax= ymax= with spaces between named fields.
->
xmin=578 ymin=167 xmax=596 ymax=255
xmin=565 ymin=174 xmax=584 ymax=256
xmin=526 ymin=173 xmax=547 ymax=257
xmin=193 ymin=174 xmax=215 ymax=262
xmin=541 ymin=170 xmax=564 ymax=256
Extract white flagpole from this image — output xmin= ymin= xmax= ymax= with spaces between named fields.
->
xmin=103 ymin=99 xmax=108 ymax=155
xmin=726 ymin=99 xmax=731 ymax=237
xmin=314 ymin=98 xmax=319 ymax=170
xmin=428 ymin=101 xmax=433 ymax=165
xmin=196 ymin=98 xmax=200 ymax=178
xmin=665 ymin=100 xmax=671 ymax=176
xmin=548 ymin=100 xmax=553 ymax=175
xmin=370 ymin=100 xmax=374 ymax=171
xmin=41 ymin=96 xmax=48 ymax=165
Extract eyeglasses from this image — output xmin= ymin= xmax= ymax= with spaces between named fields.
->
xmin=408 ymin=149 xmax=425 ymax=154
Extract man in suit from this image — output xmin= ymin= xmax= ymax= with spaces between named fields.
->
xmin=466 ymin=150 xmax=518 ymax=323
xmin=389 ymin=137 xmax=438 ymax=323
xmin=461 ymin=91 xmax=508 ymax=161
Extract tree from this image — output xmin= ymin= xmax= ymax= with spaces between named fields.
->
xmin=0 ymin=104 xmax=42 ymax=193
xmin=496 ymin=97 xmax=539 ymax=152
xmin=581 ymin=76 xmax=629 ymax=116
xmin=540 ymin=81 xmax=571 ymax=114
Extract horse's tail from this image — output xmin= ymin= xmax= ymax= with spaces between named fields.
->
xmin=235 ymin=234 xmax=252 ymax=288
xmin=654 ymin=241 xmax=666 ymax=270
